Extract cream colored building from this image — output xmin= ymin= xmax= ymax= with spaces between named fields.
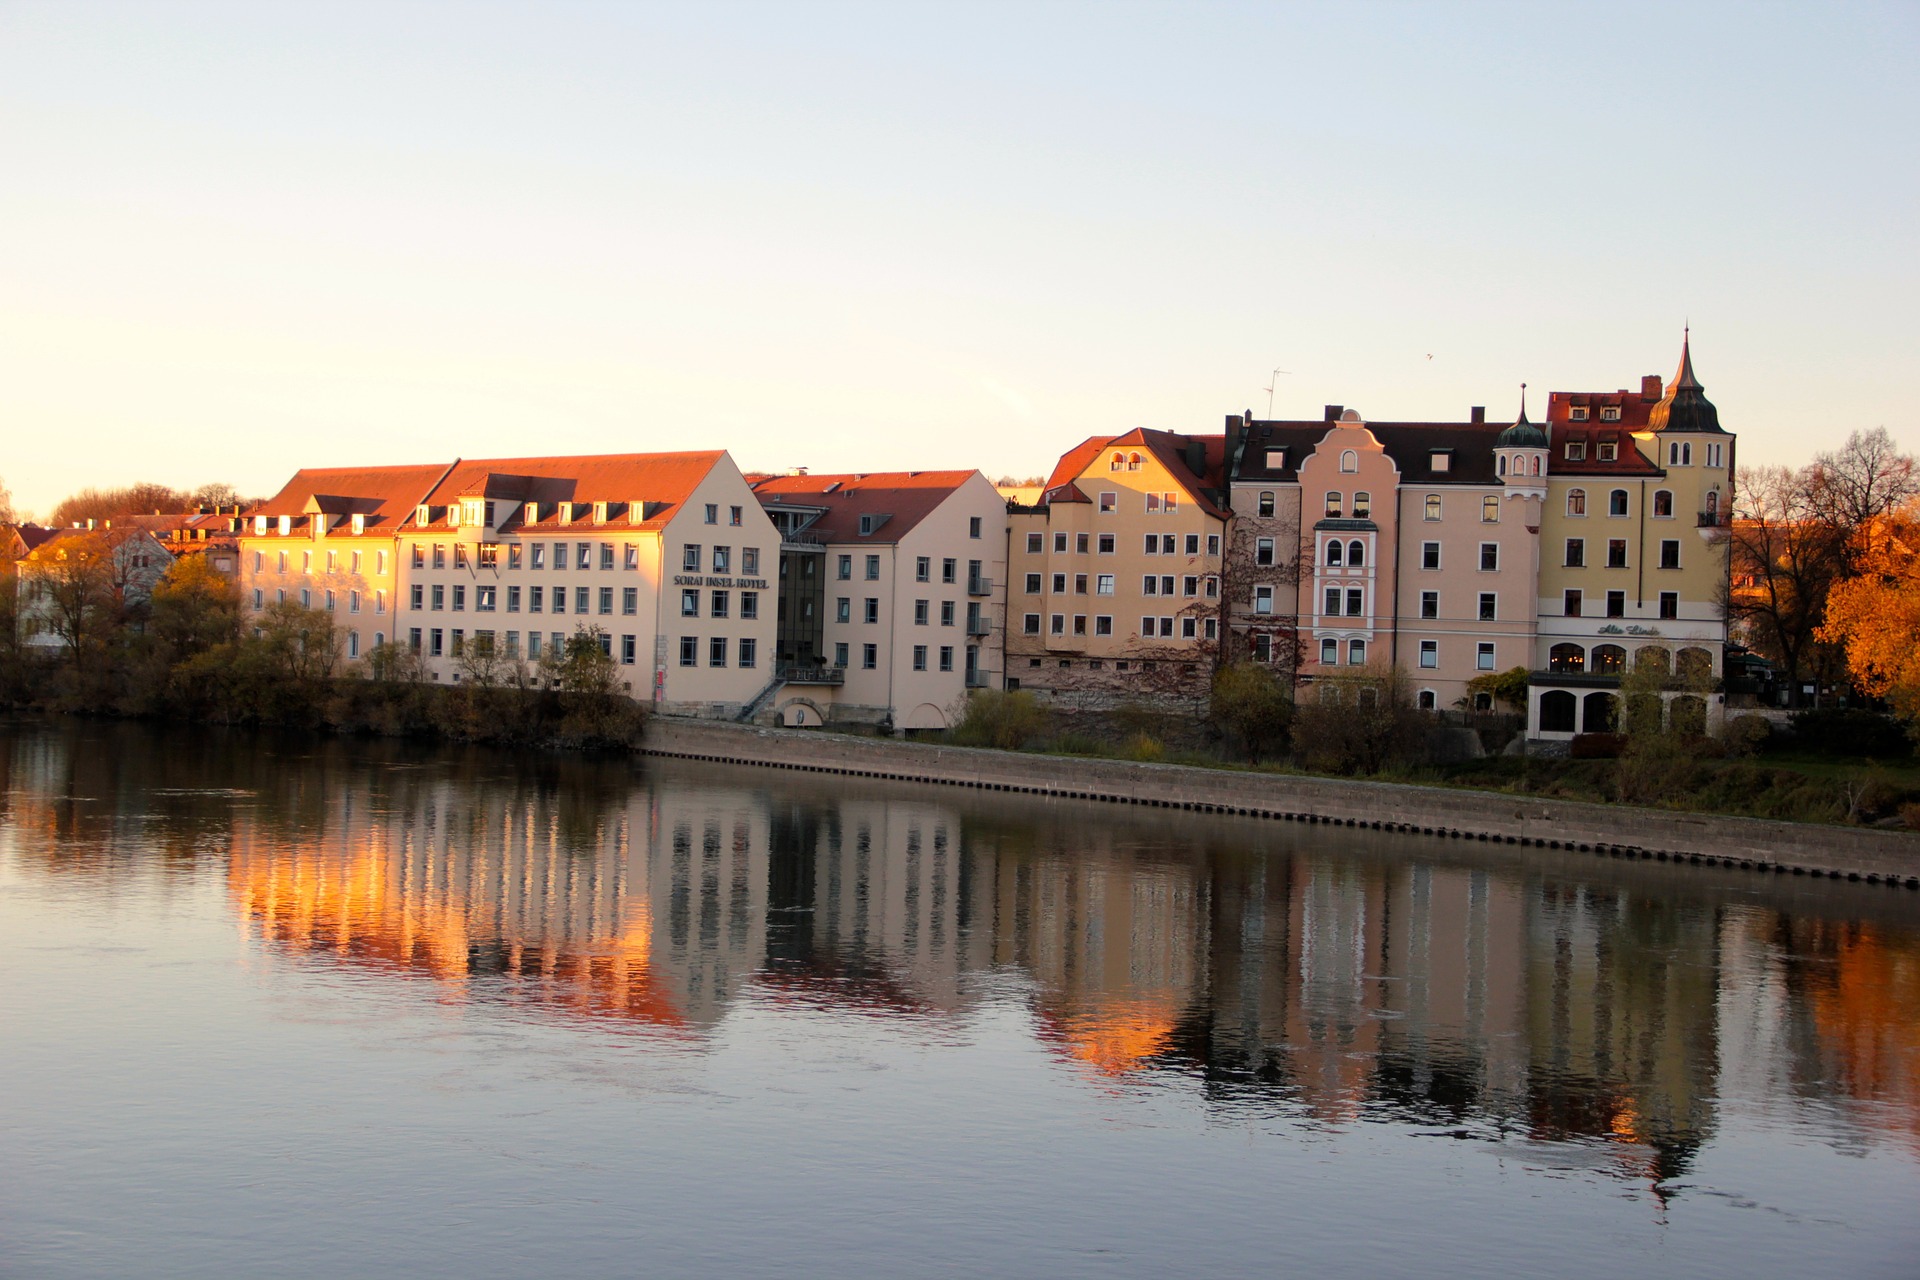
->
xmin=751 ymin=470 xmax=1008 ymax=732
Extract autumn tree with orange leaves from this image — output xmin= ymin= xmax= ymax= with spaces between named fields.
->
xmin=1819 ymin=499 xmax=1920 ymax=744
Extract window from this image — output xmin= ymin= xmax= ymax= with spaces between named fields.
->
xmin=1096 ymin=574 xmax=1114 ymax=595
xmin=1052 ymin=572 xmax=1067 ymax=593
xmin=1349 ymin=639 xmax=1366 ymax=665
xmin=704 ymin=503 xmax=718 ymax=524
xmin=476 ymin=586 xmax=496 ymax=612
xmin=1095 ymin=616 xmax=1112 ymax=636
xmin=912 ymin=556 xmax=929 ymax=582
xmin=1564 ymin=589 xmax=1582 ymax=617
xmin=1609 ymin=489 xmax=1628 ymax=517
xmin=682 ymin=588 xmax=700 ymax=617
xmin=1205 ymin=576 xmax=1219 ymax=598
xmin=1180 ymin=617 xmax=1196 ymax=639
xmin=741 ymin=591 xmax=758 ymax=620
xmin=1142 ymin=575 xmax=1159 ymax=596
xmin=836 ymin=554 xmax=852 ymax=580
xmin=411 ymin=546 xmax=423 ymax=570
xmin=710 ymin=590 xmax=729 ymax=618
xmin=1668 ymin=441 xmax=1693 ymax=466
xmin=1077 ymin=533 xmax=1089 ymax=554
xmin=1076 ymin=573 xmax=1089 ymax=594
xmin=429 ymin=629 xmax=444 ymax=657
xmin=1097 ymin=534 xmax=1115 ymax=554
xmin=1255 ymin=585 xmax=1274 ymax=615
xmin=1659 ymin=592 xmax=1678 ymax=620
xmin=408 ymin=627 xmax=421 ymax=652
xmin=1050 ymin=614 xmax=1064 ymax=635
xmin=834 ymin=642 xmax=849 ymax=667
xmin=864 ymin=598 xmax=879 ymax=624
xmin=623 ymin=587 xmax=638 ymax=615
xmin=531 ymin=543 xmax=546 ymax=570
xmin=730 ymin=505 xmax=743 ymax=527
xmin=942 ymin=559 xmax=956 ymax=584
xmin=684 ymin=545 xmax=702 ymax=572
xmin=1099 ymin=492 xmax=1116 ymax=512
xmin=1023 ymin=614 xmax=1040 ymax=635
xmin=1607 ymin=539 xmax=1628 ymax=568
xmin=1549 ymin=643 xmax=1585 ymax=674
xmin=1353 ymin=492 xmax=1371 ymax=518
xmin=1339 ymin=449 xmax=1358 ymax=473
xmin=1256 ymin=538 xmax=1275 ymax=567
xmin=1660 ymin=539 xmax=1681 ymax=569
xmin=1325 ymin=492 xmax=1342 ymax=518
xmin=529 ymin=586 xmax=544 ymax=612
xmin=710 ymin=637 xmax=728 ymax=667
xmin=1567 ymin=489 xmax=1587 ymax=517
xmin=348 ymin=631 xmax=360 ymax=661
xmin=1141 ymin=616 xmax=1157 ymax=637
xmin=1320 ymin=638 xmax=1338 ymax=665
xmin=1654 ymin=490 xmax=1674 ymax=518
xmin=1258 ymin=491 xmax=1275 ymax=517
xmin=938 ymin=646 xmax=953 ymax=672
xmin=412 ymin=584 xmax=425 ymax=610
xmin=528 ymin=633 xmax=543 ymax=660
xmin=1127 ymin=452 xmax=1142 ymax=470
xmin=621 ymin=634 xmax=637 ymax=665
xmin=596 ymin=587 xmax=612 ymax=615
xmin=940 ymin=601 xmax=954 ymax=626
xmin=1420 ymin=590 xmax=1438 ymax=620
xmin=1143 ymin=534 xmax=1159 ymax=555
xmin=836 ymin=597 xmax=850 ymax=623
xmin=1051 ymin=532 xmax=1068 ymax=554
xmin=1479 ymin=543 xmax=1498 ymax=572
xmin=1565 ymin=538 xmax=1585 ymax=568
xmin=1024 ymin=573 xmax=1041 ymax=594
xmin=915 ymin=599 xmax=930 ymax=625
xmin=1482 ymin=495 xmax=1499 ymax=523
xmin=1422 ymin=542 xmax=1440 ymax=570
xmin=1419 ymin=641 xmax=1438 ymax=669
xmin=1326 ymin=541 xmax=1343 ymax=567
xmin=1599 ymin=441 xmax=1618 ymax=462
xmin=913 ymin=645 xmax=928 ymax=671
xmin=595 ymin=542 xmax=613 ymax=570
xmin=1345 ymin=588 xmax=1363 ymax=616
xmin=374 ymin=591 xmax=385 ymax=615
xmin=865 ymin=554 xmax=880 ymax=580
xmin=575 ymin=587 xmax=589 ymax=613
xmin=1323 ymin=586 xmax=1340 ymax=616
xmin=1565 ymin=441 xmax=1587 ymax=461
xmin=862 ymin=643 xmax=878 ymax=670
xmin=1429 ymin=453 xmax=1451 ymax=473
xmin=1348 ymin=541 xmax=1364 ymax=568
xmin=1707 ymin=442 xmax=1724 ymax=468
xmin=1477 ymin=642 xmax=1495 ymax=672
xmin=1424 ymin=495 xmax=1441 ymax=521
xmin=1606 ymin=590 xmax=1625 ymax=618
xmin=1478 ymin=592 xmax=1496 ymax=621
xmin=1182 ymin=575 xmax=1197 ymax=597
xmin=1026 ymin=532 xmax=1043 ymax=554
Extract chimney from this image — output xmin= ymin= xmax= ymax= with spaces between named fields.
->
xmin=1324 ymin=404 xmax=1344 ymax=423
xmin=1185 ymin=439 xmax=1206 ymax=478
xmin=786 ymin=466 xmax=809 ymax=477
xmin=1642 ymin=374 xmax=1663 ymax=398
xmin=1470 ymin=406 xmax=1485 ymax=424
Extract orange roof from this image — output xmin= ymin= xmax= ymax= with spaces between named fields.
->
xmin=252 ymin=463 xmax=454 ymax=535
xmin=21 ymin=524 xmax=169 ymax=561
xmin=749 ymin=470 xmax=979 ymax=543
xmin=415 ymin=451 xmax=728 ymax=533
xmin=1042 ymin=429 xmax=1229 ymax=518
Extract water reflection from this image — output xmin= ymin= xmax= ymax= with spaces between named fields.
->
xmin=7 ymin=721 xmax=1920 ymax=1193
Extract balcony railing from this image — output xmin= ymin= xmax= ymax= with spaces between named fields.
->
xmin=1696 ymin=510 xmax=1731 ymax=528
xmin=777 ymin=662 xmax=845 ymax=685
xmin=966 ymin=616 xmax=992 ymax=636
xmin=967 ymin=576 xmax=993 ymax=597
xmin=965 ymin=670 xmax=991 ymax=689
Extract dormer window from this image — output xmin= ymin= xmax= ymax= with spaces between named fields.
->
xmin=1429 ymin=451 xmax=1451 ymax=473
xmin=593 ymin=501 xmax=608 ymax=524
xmin=1127 ymin=452 xmax=1142 ymax=471
xmin=1110 ymin=452 xmax=1125 ymax=470
xmin=278 ymin=515 xmax=291 ymax=536
xmin=417 ymin=505 xmax=430 ymax=526
xmin=351 ymin=514 xmax=366 ymax=535
xmin=1265 ymin=448 xmax=1286 ymax=470
xmin=1565 ymin=442 xmax=1586 ymax=461
xmin=1598 ymin=441 xmax=1617 ymax=462
xmin=254 ymin=515 xmax=269 ymax=536
xmin=1600 ymin=406 xmax=1621 ymax=423
xmin=859 ymin=514 xmax=877 ymax=535
xmin=1570 ymin=406 xmax=1589 ymax=422
xmin=462 ymin=499 xmax=484 ymax=527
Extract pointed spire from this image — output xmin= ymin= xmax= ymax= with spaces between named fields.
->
xmin=1515 ymin=381 xmax=1529 ymax=425
xmin=1672 ymin=326 xmax=1701 ymax=391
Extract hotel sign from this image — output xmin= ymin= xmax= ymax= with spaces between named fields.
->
xmin=673 ymin=575 xmax=769 ymax=589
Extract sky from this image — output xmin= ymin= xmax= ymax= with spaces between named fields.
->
xmin=2 ymin=1 xmax=1915 ymax=517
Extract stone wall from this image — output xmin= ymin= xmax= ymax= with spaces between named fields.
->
xmin=641 ymin=716 xmax=1920 ymax=888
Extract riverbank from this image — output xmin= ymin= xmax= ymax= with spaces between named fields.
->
xmin=643 ymin=716 xmax=1920 ymax=888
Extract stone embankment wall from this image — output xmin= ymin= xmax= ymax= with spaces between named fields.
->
xmin=642 ymin=717 xmax=1920 ymax=890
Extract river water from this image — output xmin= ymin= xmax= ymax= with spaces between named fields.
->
xmin=2 ymin=722 xmax=1917 ymax=1278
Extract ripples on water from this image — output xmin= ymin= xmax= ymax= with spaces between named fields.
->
xmin=2 ymin=722 xmax=1917 ymax=1278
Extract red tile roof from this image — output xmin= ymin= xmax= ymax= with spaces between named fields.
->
xmin=415 ymin=451 xmax=728 ymax=533
xmin=252 ymin=464 xmax=454 ymax=535
xmin=1042 ymin=430 xmax=1229 ymax=517
xmin=749 ymin=470 xmax=979 ymax=544
xmin=1543 ymin=390 xmax=1665 ymax=476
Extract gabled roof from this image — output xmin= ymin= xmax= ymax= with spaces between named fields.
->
xmin=21 ymin=524 xmax=171 ymax=562
xmin=1232 ymin=417 xmax=1508 ymax=485
xmin=1042 ymin=429 xmax=1229 ymax=517
xmin=414 ymin=451 xmax=728 ymax=533
xmin=748 ymin=470 xmax=980 ymax=544
xmin=251 ymin=463 xmax=453 ymax=535
xmin=2 ymin=523 xmax=60 ymax=554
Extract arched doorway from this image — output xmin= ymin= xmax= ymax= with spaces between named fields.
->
xmin=1540 ymin=690 xmax=1577 ymax=733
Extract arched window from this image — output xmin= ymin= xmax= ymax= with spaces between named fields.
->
xmin=1110 ymin=452 xmax=1124 ymax=470
xmin=1609 ymin=489 xmax=1628 ymax=516
xmin=1591 ymin=644 xmax=1626 ymax=675
xmin=1549 ymin=643 xmax=1586 ymax=674
xmin=1582 ymin=692 xmax=1617 ymax=733
xmin=1348 ymin=540 xmax=1365 ymax=567
xmin=1635 ymin=645 xmax=1671 ymax=674
xmin=1127 ymin=452 xmax=1142 ymax=470
xmin=1325 ymin=491 xmax=1342 ymax=518
xmin=1706 ymin=490 xmax=1720 ymax=519
xmin=1676 ymin=646 xmax=1713 ymax=679
xmin=1353 ymin=491 xmax=1372 ymax=518
xmin=1530 ymin=455 xmax=1541 ymax=476
xmin=1340 ymin=449 xmax=1358 ymax=473
xmin=1540 ymin=690 xmax=1577 ymax=733
xmin=1653 ymin=489 xmax=1674 ymax=518
xmin=1482 ymin=495 xmax=1500 ymax=523
xmin=1417 ymin=689 xmax=1437 ymax=711
xmin=1473 ymin=692 xmax=1493 ymax=711
xmin=1325 ymin=540 xmax=1343 ymax=567
xmin=1498 ymin=455 xmax=1508 ymax=476
xmin=1566 ymin=488 xmax=1587 ymax=517
xmin=1424 ymin=494 xmax=1442 ymax=521
xmin=1257 ymin=491 xmax=1275 ymax=517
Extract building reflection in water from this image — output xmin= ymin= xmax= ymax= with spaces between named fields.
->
xmin=8 ymin=723 xmax=1920 ymax=1188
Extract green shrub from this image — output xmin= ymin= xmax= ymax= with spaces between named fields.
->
xmin=1786 ymin=709 xmax=1913 ymax=757
xmin=949 ymin=689 xmax=1049 ymax=750
xmin=1120 ymin=731 xmax=1164 ymax=762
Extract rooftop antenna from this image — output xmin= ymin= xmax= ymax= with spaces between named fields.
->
xmin=1263 ymin=367 xmax=1292 ymax=418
